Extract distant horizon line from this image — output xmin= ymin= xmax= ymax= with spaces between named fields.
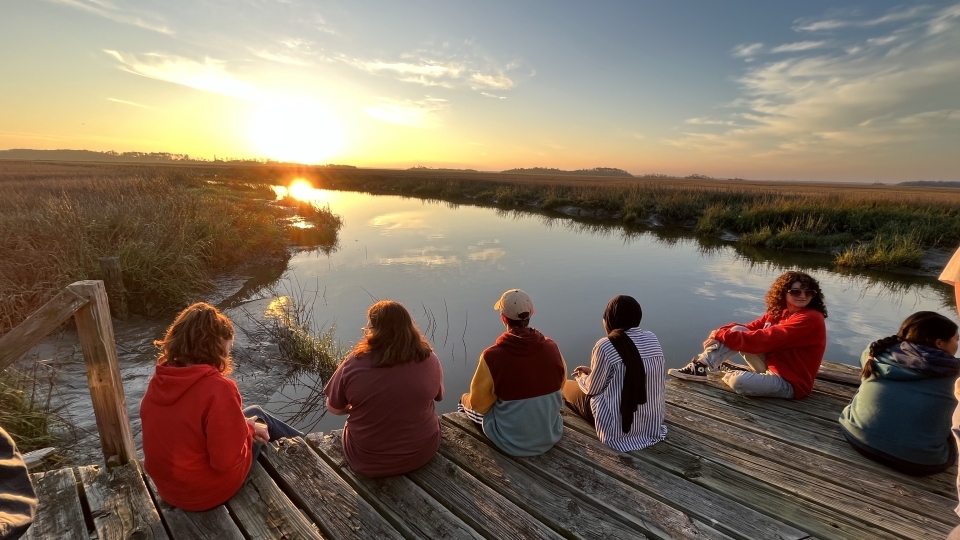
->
xmin=1 ymin=148 xmax=958 ymax=186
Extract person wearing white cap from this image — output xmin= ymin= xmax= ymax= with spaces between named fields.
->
xmin=457 ymin=289 xmax=567 ymax=456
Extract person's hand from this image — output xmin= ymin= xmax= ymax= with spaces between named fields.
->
xmin=572 ymin=366 xmax=592 ymax=377
xmin=246 ymin=417 xmax=270 ymax=443
xmin=703 ymin=331 xmax=719 ymax=350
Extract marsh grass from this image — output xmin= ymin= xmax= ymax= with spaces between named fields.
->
xmin=0 ymin=168 xmax=344 ymax=333
xmin=0 ymin=364 xmax=58 ymax=452
xmin=295 ymin=169 xmax=960 ymax=269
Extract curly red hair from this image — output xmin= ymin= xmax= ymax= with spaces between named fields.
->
xmin=764 ymin=271 xmax=828 ymax=320
xmin=155 ymin=302 xmax=234 ymax=374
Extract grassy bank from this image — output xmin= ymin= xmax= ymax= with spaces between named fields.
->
xmin=0 ymin=164 xmax=343 ymax=334
xmin=283 ymin=168 xmax=960 ymax=270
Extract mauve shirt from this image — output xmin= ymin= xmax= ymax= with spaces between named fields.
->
xmin=324 ymin=351 xmax=444 ymax=477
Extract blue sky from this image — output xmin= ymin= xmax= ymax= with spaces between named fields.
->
xmin=2 ymin=1 xmax=959 ymax=181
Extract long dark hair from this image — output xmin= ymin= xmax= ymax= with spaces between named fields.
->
xmin=352 ymin=301 xmax=433 ymax=367
xmin=862 ymin=311 xmax=959 ymax=378
xmin=155 ymin=302 xmax=234 ymax=374
xmin=764 ymin=271 xmax=828 ymax=319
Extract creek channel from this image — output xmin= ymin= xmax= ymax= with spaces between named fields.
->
xmin=30 ymin=187 xmax=958 ymax=464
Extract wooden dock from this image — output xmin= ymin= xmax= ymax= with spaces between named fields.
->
xmin=22 ymin=361 xmax=958 ymax=540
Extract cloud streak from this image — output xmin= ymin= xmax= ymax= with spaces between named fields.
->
xmin=104 ymin=50 xmax=263 ymax=100
xmin=46 ymin=0 xmax=173 ymax=34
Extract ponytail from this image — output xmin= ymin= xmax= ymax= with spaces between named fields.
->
xmin=861 ymin=335 xmax=902 ymax=379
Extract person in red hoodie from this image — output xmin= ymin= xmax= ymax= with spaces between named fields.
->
xmin=669 ymin=271 xmax=828 ymax=399
xmin=140 ymin=302 xmax=301 ymax=511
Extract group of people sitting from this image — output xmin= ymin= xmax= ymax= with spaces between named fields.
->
xmin=130 ymin=265 xmax=960 ymax=516
xmin=3 ymin=262 xmax=959 ymax=537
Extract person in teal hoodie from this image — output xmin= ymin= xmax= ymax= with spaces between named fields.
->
xmin=839 ymin=311 xmax=960 ymax=476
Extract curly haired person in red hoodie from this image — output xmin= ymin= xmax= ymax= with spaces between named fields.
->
xmin=140 ymin=303 xmax=302 ymax=511
xmin=669 ymin=271 xmax=828 ymax=399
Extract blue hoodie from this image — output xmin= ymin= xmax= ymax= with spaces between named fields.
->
xmin=839 ymin=343 xmax=960 ymax=465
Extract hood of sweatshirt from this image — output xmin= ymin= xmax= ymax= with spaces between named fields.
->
xmin=873 ymin=341 xmax=960 ymax=381
xmin=144 ymin=364 xmax=225 ymax=406
xmin=495 ymin=327 xmax=549 ymax=354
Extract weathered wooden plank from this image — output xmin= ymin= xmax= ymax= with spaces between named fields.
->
xmin=557 ymin=409 xmax=808 ymax=540
xmin=0 ymin=287 xmax=88 ymax=372
xmin=22 ymin=447 xmax=56 ymax=469
xmin=78 ymin=460 xmax=169 ymax=540
xmin=665 ymin=406 xmax=956 ymax=536
xmin=226 ymin=462 xmax=324 ymax=540
xmin=812 ymin=379 xmax=857 ymax=402
xmin=667 ymin=378 xmax=845 ymax=441
xmin=407 ymin=446 xmax=564 ymax=540
xmin=817 ymin=361 xmax=862 ymax=386
xmin=438 ymin=420 xmax=649 ymax=540
xmin=442 ymin=413 xmax=732 ymax=540
xmin=22 ymin=468 xmax=87 ymax=540
xmin=144 ymin=472 xmax=245 ymax=540
xmin=258 ymin=437 xmax=403 ymax=540
xmin=665 ymin=381 xmax=958 ymax=497
xmin=307 ymin=430 xmax=482 ymax=540
xmin=69 ymin=280 xmax=137 ymax=466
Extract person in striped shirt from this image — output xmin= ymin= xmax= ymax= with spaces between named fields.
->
xmin=563 ymin=295 xmax=668 ymax=452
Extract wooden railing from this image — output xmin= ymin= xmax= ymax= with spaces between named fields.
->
xmin=0 ymin=280 xmax=136 ymax=466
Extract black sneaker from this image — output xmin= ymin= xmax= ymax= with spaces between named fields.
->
xmin=719 ymin=361 xmax=751 ymax=374
xmin=669 ymin=359 xmax=709 ymax=381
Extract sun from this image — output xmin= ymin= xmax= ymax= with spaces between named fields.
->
xmin=249 ymin=99 xmax=343 ymax=164
xmin=288 ymin=179 xmax=314 ymax=201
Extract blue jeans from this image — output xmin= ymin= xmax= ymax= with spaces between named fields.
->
xmin=243 ymin=405 xmax=303 ymax=469
xmin=699 ymin=326 xmax=795 ymax=399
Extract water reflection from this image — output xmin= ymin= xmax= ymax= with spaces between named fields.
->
xmin=250 ymin=187 xmax=956 ymax=434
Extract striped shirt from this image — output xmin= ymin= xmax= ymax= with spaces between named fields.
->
xmin=576 ymin=327 xmax=667 ymax=452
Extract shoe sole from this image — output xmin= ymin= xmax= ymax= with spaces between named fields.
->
xmin=667 ymin=369 xmax=709 ymax=382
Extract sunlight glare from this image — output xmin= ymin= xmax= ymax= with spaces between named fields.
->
xmin=288 ymin=179 xmax=314 ymax=201
xmin=249 ymin=99 xmax=343 ymax=164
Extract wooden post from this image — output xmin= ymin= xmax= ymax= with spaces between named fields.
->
xmin=98 ymin=257 xmax=128 ymax=320
xmin=68 ymin=280 xmax=137 ymax=467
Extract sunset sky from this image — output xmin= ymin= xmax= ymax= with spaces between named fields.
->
xmin=2 ymin=1 xmax=959 ymax=181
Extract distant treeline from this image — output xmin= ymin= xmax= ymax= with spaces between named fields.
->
xmin=898 ymin=180 xmax=960 ymax=187
xmin=408 ymin=166 xmax=479 ymax=172
xmin=502 ymin=167 xmax=634 ymax=177
xmin=0 ymin=149 xmax=356 ymax=168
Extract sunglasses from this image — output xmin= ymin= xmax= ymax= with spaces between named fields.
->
xmin=787 ymin=288 xmax=815 ymax=298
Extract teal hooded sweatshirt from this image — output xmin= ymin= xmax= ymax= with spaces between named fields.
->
xmin=839 ymin=344 xmax=959 ymax=466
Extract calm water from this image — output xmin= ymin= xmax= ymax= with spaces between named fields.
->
xmin=251 ymin=189 xmax=956 ymax=434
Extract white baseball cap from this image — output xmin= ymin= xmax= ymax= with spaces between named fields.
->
xmin=494 ymin=289 xmax=535 ymax=320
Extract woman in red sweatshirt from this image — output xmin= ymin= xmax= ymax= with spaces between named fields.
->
xmin=669 ymin=271 xmax=828 ymax=399
xmin=140 ymin=303 xmax=301 ymax=511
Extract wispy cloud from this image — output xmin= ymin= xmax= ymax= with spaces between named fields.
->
xmin=251 ymin=38 xmax=319 ymax=66
xmin=339 ymin=43 xmax=520 ymax=95
xmin=106 ymin=97 xmax=153 ymax=109
xmin=365 ymin=97 xmax=449 ymax=126
xmin=45 ymin=0 xmax=173 ymax=34
xmin=480 ymin=92 xmax=506 ymax=99
xmin=794 ymin=5 xmax=930 ymax=32
xmin=732 ymin=42 xmax=764 ymax=59
xmin=104 ymin=50 xmax=263 ymax=100
xmin=770 ymin=41 xmax=828 ymax=53
xmin=670 ymin=3 xmax=960 ymax=160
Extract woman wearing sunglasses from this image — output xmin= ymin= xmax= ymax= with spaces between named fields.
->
xmin=669 ymin=270 xmax=828 ymax=399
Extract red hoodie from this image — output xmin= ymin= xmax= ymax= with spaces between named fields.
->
xmin=140 ymin=364 xmax=254 ymax=511
xmin=714 ymin=308 xmax=827 ymax=399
